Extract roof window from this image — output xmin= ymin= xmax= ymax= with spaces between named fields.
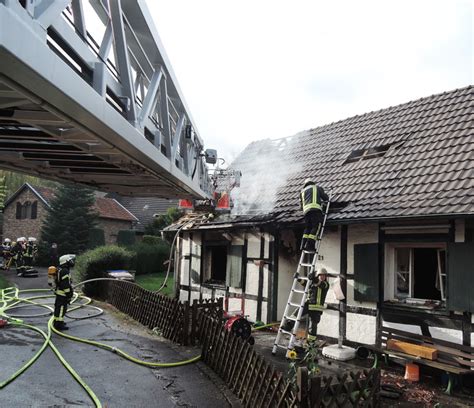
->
xmin=343 ymin=143 xmax=398 ymax=164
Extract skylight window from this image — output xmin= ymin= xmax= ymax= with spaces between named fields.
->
xmin=343 ymin=143 xmax=397 ymax=164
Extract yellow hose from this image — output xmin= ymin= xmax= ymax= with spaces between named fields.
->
xmin=0 ymin=283 xmax=202 ymax=407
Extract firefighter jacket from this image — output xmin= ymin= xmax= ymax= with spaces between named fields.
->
xmin=55 ymin=267 xmax=73 ymax=298
xmin=308 ymin=280 xmax=330 ymax=312
xmin=24 ymin=243 xmax=37 ymax=259
xmin=300 ymin=185 xmax=329 ymax=214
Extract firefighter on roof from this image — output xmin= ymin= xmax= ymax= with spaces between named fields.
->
xmin=53 ymin=254 xmax=75 ymax=331
xmin=300 ymin=179 xmax=329 ymax=251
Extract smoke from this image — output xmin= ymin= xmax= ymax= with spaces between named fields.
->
xmin=230 ymin=135 xmax=303 ymax=215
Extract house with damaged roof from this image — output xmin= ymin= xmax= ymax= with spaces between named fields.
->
xmin=171 ymin=86 xmax=473 ymax=348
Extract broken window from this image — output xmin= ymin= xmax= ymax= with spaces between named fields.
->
xmin=391 ymin=246 xmax=446 ymax=302
xmin=344 ymin=143 xmax=400 ymax=164
xmin=203 ymin=245 xmax=227 ymax=285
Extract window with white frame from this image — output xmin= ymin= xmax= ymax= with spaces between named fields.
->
xmin=390 ymin=245 xmax=446 ymax=302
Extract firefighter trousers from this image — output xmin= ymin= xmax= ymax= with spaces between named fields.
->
xmin=53 ymin=295 xmax=69 ymax=325
xmin=302 ymin=210 xmax=323 ymax=249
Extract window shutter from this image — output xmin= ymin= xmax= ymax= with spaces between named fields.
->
xmin=16 ymin=202 xmax=22 ymax=219
xmin=447 ymin=243 xmax=474 ymax=312
xmin=354 ymin=243 xmax=379 ymax=302
xmin=31 ymin=201 xmax=37 ymax=219
xmin=226 ymin=245 xmax=243 ymax=288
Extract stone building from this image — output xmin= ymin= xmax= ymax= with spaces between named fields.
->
xmin=2 ymin=183 xmax=138 ymax=244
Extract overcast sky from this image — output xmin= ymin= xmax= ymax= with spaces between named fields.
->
xmin=145 ymin=0 xmax=473 ymax=163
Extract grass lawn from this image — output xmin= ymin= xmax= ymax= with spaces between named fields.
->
xmin=135 ymin=272 xmax=174 ymax=297
xmin=0 ymin=274 xmax=11 ymax=290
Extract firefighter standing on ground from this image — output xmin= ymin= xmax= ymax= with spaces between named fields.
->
xmin=307 ymin=268 xmax=330 ymax=343
xmin=53 ymin=254 xmax=75 ymax=330
xmin=300 ymin=179 xmax=329 ymax=250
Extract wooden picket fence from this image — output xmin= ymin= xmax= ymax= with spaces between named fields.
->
xmin=197 ymin=311 xmax=380 ymax=408
xmin=107 ymin=280 xmax=380 ymax=407
xmin=107 ymin=280 xmax=223 ymax=345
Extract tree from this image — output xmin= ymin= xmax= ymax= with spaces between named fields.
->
xmin=144 ymin=207 xmax=183 ymax=236
xmin=40 ymin=183 xmax=98 ymax=255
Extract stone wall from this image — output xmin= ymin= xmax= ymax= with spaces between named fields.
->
xmin=2 ymin=189 xmax=47 ymax=240
xmin=100 ymin=218 xmax=134 ymax=245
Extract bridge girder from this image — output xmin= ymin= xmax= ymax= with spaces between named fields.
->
xmin=0 ymin=0 xmax=213 ymax=199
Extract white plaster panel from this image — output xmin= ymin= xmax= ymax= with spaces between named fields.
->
xmin=179 ymin=290 xmax=188 ymax=302
xmin=262 ymin=265 xmax=269 ymax=300
xmin=246 ymin=262 xmax=260 ymax=295
xmin=347 ymin=223 xmax=378 ymax=309
xmin=318 ymin=228 xmax=341 ymax=276
xmin=181 ymin=258 xmax=190 ymax=287
xmin=382 ymin=321 xmax=422 ymax=335
xmin=231 ymin=232 xmax=245 ymax=246
xmin=346 ymin=313 xmax=376 ymax=345
xmin=247 ymin=233 xmax=262 ymax=258
xmin=384 ymin=243 xmax=395 ymax=301
xmin=472 ymin=314 xmax=474 ymax=324
xmin=190 ymin=291 xmax=201 ymax=303
xmin=277 ymin=254 xmax=297 ymax=319
xmin=430 ymin=327 xmax=463 ymax=345
xmin=228 ymin=298 xmax=243 ymax=314
xmin=472 ymin=333 xmax=474 ymax=348
xmin=261 ymin=301 xmax=268 ymax=324
xmin=201 ymin=287 xmax=213 ymax=299
xmin=245 ymin=299 xmax=258 ymax=322
xmin=455 ymin=219 xmax=465 ymax=243
xmin=264 ymin=233 xmax=271 ymax=259
xmin=318 ymin=309 xmax=339 ymax=339
xmin=190 ymin=239 xmax=201 ymax=285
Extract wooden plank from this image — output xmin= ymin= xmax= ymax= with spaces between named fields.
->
xmin=387 ymin=339 xmax=437 ymax=360
xmin=258 ymin=368 xmax=276 ymax=408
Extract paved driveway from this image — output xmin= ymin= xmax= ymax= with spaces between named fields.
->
xmin=1 ymin=268 xmax=236 ymax=407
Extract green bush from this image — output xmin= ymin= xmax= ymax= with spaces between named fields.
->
xmin=88 ymin=228 xmax=105 ymax=249
xmin=141 ymin=235 xmax=165 ymax=246
xmin=74 ymin=245 xmax=133 ymax=298
xmin=131 ymin=239 xmax=171 ymax=276
xmin=117 ymin=230 xmax=136 ymax=246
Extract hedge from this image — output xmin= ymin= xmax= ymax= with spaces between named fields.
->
xmin=74 ymin=245 xmax=133 ymax=298
xmin=117 ymin=230 xmax=136 ymax=246
xmin=131 ymin=238 xmax=171 ymax=276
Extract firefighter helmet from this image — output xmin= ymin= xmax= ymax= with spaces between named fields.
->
xmin=59 ymin=254 xmax=76 ymax=267
xmin=304 ymin=178 xmax=315 ymax=186
xmin=28 ymin=237 xmax=37 ymax=242
xmin=316 ymin=267 xmax=328 ymax=277
xmin=3 ymin=238 xmax=11 ymax=243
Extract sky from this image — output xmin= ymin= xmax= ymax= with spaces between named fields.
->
xmin=145 ymin=0 xmax=473 ymax=163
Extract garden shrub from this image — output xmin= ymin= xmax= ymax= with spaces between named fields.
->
xmin=117 ymin=230 xmax=136 ymax=246
xmin=74 ymin=245 xmax=133 ymax=298
xmin=88 ymin=228 xmax=105 ymax=249
xmin=131 ymin=239 xmax=170 ymax=275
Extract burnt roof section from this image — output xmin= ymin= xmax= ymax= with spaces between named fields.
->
xmin=229 ymin=85 xmax=473 ymax=225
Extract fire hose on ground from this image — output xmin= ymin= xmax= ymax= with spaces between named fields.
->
xmin=0 ymin=281 xmax=201 ymax=408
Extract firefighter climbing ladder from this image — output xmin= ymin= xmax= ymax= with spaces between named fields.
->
xmin=272 ymin=195 xmax=332 ymax=357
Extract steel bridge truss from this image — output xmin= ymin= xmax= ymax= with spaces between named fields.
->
xmin=0 ymin=0 xmax=212 ymax=198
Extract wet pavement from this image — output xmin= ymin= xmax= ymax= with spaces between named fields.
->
xmin=1 ymin=268 xmax=238 ymax=407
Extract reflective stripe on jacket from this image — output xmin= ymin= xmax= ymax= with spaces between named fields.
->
xmin=55 ymin=267 xmax=73 ymax=297
xmin=300 ymin=185 xmax=321 ymax=214
xmin=308 ymin=281 xmax=329 ymax=311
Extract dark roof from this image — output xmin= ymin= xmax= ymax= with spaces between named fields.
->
xmin=3 ymin=183 xmax=51 ymax=208
xmin=227 ymin=86 xmax=473 ymax=225
xmin=107 ymin=194 xmax=177 ymax=230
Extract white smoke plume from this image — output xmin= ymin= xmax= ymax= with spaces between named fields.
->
xmin=230 ymin=135 xmax=303 ymax=215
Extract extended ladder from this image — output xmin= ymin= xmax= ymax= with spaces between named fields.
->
xmin=272 ymin=195 xmax=331 ymax=357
